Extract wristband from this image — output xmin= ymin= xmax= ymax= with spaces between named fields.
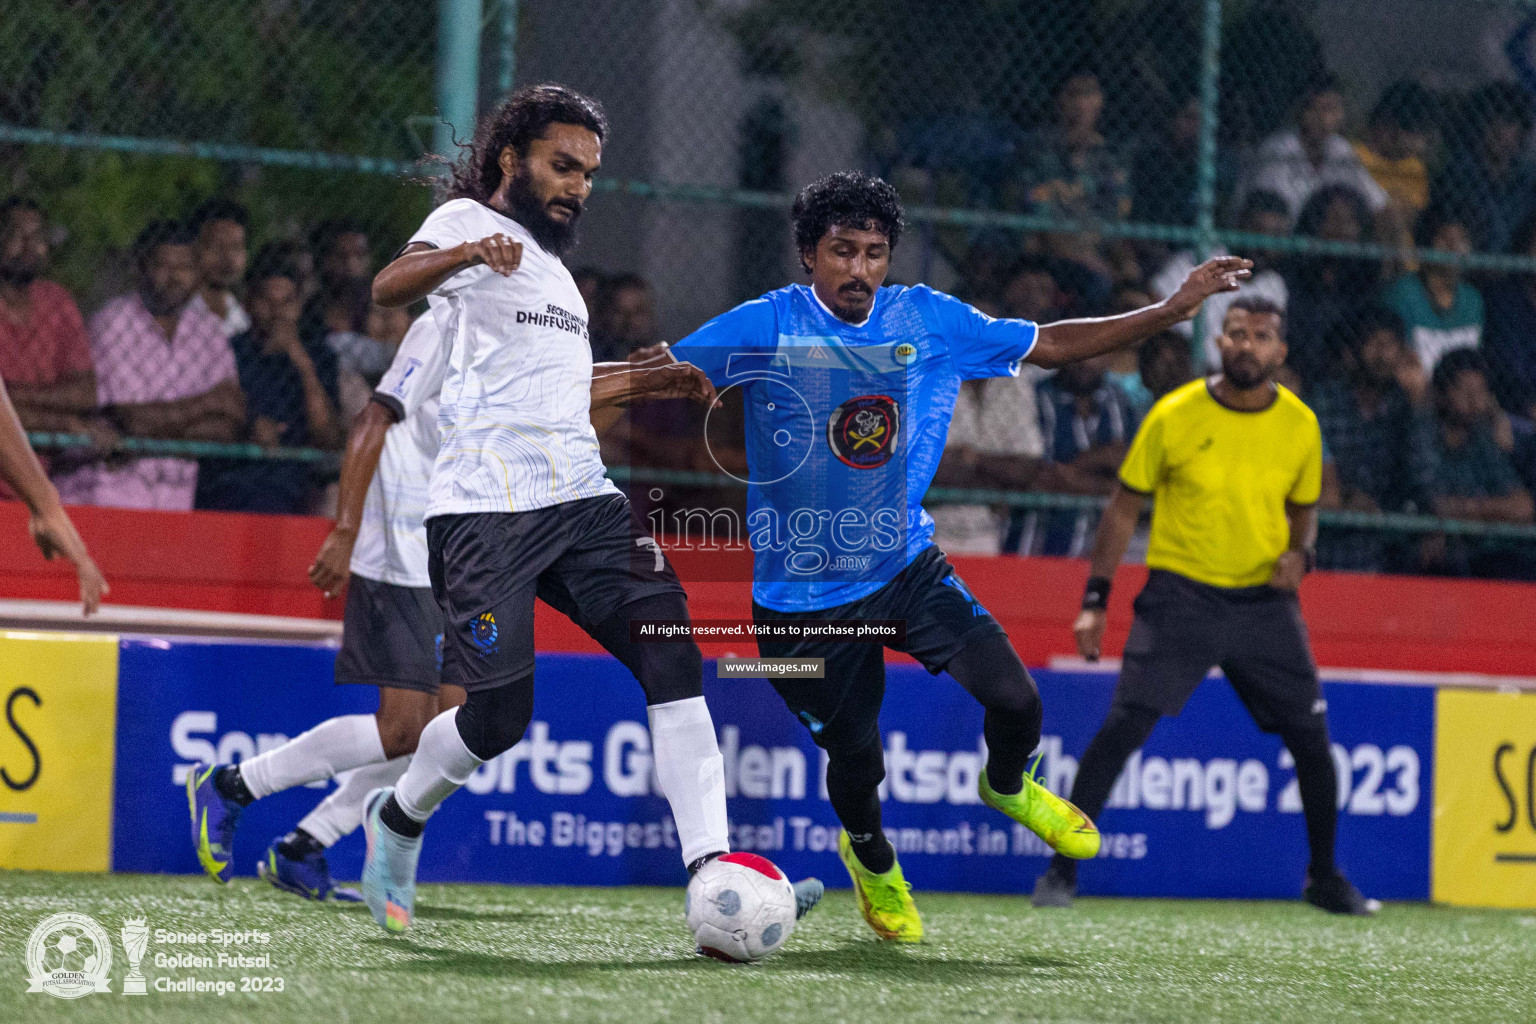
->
xmin=1302 ymin=548 xmax=1316 ymax=574
xmin=1082 ymin=575 xmax=1112 ymax=611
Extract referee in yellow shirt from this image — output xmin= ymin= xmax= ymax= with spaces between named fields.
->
xmin=1032 ymin=296 xmax=1378 ymax=916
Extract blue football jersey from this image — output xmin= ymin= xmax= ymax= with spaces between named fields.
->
xmin=671 ymin=283 xmax=1037 ymax=612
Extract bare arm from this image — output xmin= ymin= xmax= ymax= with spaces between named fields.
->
xmin=115 ymin=379 xmax=246 ymax=441
xmin=372 ymin=237 xmax=522 ymax=308
xmin=588 ymin=361 xmax=718 ymax=435
xmin=287 ymin=348 xmax=343 ymax=450
xmin=1072 ymin=484 xmax=1149 ymax=660
xmin=1028 ymin=256 xmax=1251 ymax=369
xmin=7 ymin=370 xmax=98 ymax=419
xmin=1434 ymin=490 xmax=1536 ymax=524
xmin=0 ymin=377 xmax=106 ymax=613
xmin=1268 ymin=500 xmax=1320 ymax=591
xmin=307 ymin=400 xmax=396 ymax=597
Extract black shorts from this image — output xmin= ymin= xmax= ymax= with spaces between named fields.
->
xmin=752 ymin=544 xmax=1007 ymax=753
xmin=428 ymin=493 xmax=686 ymax=692
xmin=1115 ymin=569 xmax=1322 ymax=732
xmin=334 ymin=574 xmax=443 ymax=693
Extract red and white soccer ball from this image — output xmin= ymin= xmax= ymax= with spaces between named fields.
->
xmin=685 ymin=852 xmax=797 ymax=963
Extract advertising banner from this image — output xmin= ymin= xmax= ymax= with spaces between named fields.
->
xmin=0 ymin=631 xmax=119 ymax=871
xmin=1433 ymin=689 xmax=1536 ymax=908
xmin=111 ymin=638 xmax=1433 ymax=900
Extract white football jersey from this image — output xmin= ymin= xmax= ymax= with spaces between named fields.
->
xmin=349 ymin=311 xmax=447 ymax=587
xmin=408 ymin=198 xmax=618 ymax=517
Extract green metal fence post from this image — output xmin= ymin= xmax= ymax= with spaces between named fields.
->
xmin=497 ymin=0 xmax=519 ymax=96
xmin=1190 ymin=0 xmax=1224 ymax=361
xmin=435 ymin=0 xmax=485 ymax=159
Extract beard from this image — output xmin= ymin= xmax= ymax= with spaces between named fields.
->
xmin=0 ymin=262 xmax=38 ymax=287
xmin=506 ymin=170 xmax=582 ymax=258
xmin=1221 ymin=351 xmax=1271 ymax=390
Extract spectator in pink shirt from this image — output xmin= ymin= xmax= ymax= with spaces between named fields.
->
xmin=0 ymin=197 xmax=98 ymax=441
xmin=54 ymin=221 xmax=246 ymax=510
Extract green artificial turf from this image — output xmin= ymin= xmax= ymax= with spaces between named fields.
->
xmin=0 ymin=872 xmax=1529 ymax=1024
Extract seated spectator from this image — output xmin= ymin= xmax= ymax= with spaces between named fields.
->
xmin=1383 ymin=206 xmax=1483 ymax=372
xmin=572 ymin=265 xmax=604 ymax=318
xmin=1424 ymin=348 xmax=1534 ymax=575
xmin=1014 ymin=68 xmax=1131 ymax=277
xmin=1134 ymin=331 xmax=1195 ymax=413
xmin=1309 ymin=307 xmax=1437 ymax=571
xmin=1283 ymin=184 xmax=1381 ymax=384
xmin=54 ymin=220 xmax=245 ymax=510
xmin=187 ymin=199 xmax=251 ymax=338
xmin=1150 ymin=188 xmax=1291 ymax=370
xmin=1130 ymin=95 xmax=1236 ymax=229
xmin=1236 ymin=72 xmax=1389 ymax=227
xmin=1431 ymin=82 xmax=1536 ymax=253
xmin=590 ymin=273 xmax=657 ymax=362
xmin=930 ymin=371 xmax=1045 ymax=557
xmin=1016 ymin=355 xmax=1139 ymax=557
xmin=196 ymin=252 xmax=342 ymax=514
xmin=300 ymin=219 xmax=372 ymax=342
xmin=321 ymin=279 xmax=406 ymax=422
xmin=1001 ymin=255 xmax=1066 ymax=323
xmin=1103 ymin=286 xmax=1155 ymax=412
xmin=1353 ymin=81 xmax=1439 ymax=251
xmin=1481 ymin=212 xmax=1536 ymax=421
xmin=0 ymin=197 xmax=99 ymax=454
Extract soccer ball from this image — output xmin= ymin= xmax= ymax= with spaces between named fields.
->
xmin=685 ymin=852 xmax=797 ymax=962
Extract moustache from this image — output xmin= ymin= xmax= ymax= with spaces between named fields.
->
xmin=548 ymin=199 xmax=582 ymax=217
xmin=839 ymin=283 xmax=871 ymax=296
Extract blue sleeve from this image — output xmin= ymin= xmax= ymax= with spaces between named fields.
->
xmin=925 ymin=286 xmax=1038 ymax=380
xmin=670 ymin=296 xmax=778 ymax=386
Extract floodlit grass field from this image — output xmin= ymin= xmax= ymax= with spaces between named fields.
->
xmin=0 ymin=872 xmax=1529 ymax=1024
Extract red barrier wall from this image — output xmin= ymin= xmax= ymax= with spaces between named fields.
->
xmin=0 ymin=503 xmax=1529 ymax=675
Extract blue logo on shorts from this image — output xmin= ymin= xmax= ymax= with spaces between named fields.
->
xmin=943 ymin=574 xmax=987 ymax=617
xmin=469 ymin=613 xmax=498 ymax=656
xmin=434 ymin=633 xmax=444 ymax=670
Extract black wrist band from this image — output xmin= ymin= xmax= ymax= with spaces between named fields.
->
xmin=1302 ymin=548 xmax=1317 ymax=574
xmin=1082 ymin=575 xmax=1112 ymax=611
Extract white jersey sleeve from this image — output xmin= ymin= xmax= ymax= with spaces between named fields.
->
xmin=406 ymin=198 xmax=496 ymax=296
xmin=375 ymin=312 xmax=450 ymax=422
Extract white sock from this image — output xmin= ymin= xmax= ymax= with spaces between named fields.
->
xmin=648 ymin=696 xmax=729 ymax=866
xmin=297 ymin=756 xmax=411 ymax=848
xmin=393 ymin=708 xmax=482 ymax=822
xmin=239 ymin=714 xmax=386 ymax=800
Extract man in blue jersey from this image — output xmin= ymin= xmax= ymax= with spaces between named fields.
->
xmin=656 ymin=171 xmax=1250 ymax=941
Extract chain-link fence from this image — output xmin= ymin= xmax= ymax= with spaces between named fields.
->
xmin=4 ymin=0 xmax=1536 ymax=578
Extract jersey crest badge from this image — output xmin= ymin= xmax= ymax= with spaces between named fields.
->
xmin=826 ymin=394 xmax=900 ymax=469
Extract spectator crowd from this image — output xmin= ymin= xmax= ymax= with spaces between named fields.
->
xmin=4 ymin=60 xmax=1536 ymax=580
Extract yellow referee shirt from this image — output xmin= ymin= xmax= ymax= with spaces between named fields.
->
xmin=1118 ymin=379 xmax=1322 ymax=588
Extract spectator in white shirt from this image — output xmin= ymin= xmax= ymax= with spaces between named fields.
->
xmin=1237 ymin=73 xmax=1388 ymax=227
xmin=187 ymin=199 xmax=251 ymax=338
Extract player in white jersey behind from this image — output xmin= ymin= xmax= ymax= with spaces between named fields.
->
xmin=358 ymin=83 xmax=819 ymax=936
xmin=185 ymin=300 xmax=713 ymax=897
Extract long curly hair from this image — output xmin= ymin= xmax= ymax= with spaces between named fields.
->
xmin=791 ymin=171 xmax=905 ymax=270
xmin=447 ymin=83 xmax=608 ymax=204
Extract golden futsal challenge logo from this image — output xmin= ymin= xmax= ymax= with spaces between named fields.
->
xmin=826 ymin=395 xmax=900 ymax=469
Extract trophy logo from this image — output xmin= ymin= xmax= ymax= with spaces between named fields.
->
xmin=120 ymin=917 xmax=149 ymax=995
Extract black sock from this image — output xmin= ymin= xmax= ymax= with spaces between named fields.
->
xmin=983 ymin=709 xmax=1035 ymax=795
xmin=379 ymin=794 xmax=424 ymax=839
xmin=214 ymin=765 xmax=255 ymax=807
xmin=825 ymin=741 xmax=896 ymax=874
xmin=847 ymin=827 xmax=896 ymax=875
xmin=1283 ymin=724 xmax=1339 ymax=879
xmin=276 ymin=828 xmax=325 ymax=860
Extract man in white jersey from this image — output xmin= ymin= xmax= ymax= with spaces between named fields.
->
xmin=185 ymin=304 xmax=714 ymax=898
xmin=358 ymin=82 xmax=790 ymax=935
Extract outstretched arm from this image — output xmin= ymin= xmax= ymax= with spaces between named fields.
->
xmin=0 ymin=377 xmax=107 ymax=613
xmin=1071 ymin=484 xmax=1149 ymax=660
xmin=307 ymin=400 xmax=397 ymax=597
xmin=589 ymin=360 xmax=717 ymax=435
xmin=1029 ymin=256 xmax=1252 ymax=368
